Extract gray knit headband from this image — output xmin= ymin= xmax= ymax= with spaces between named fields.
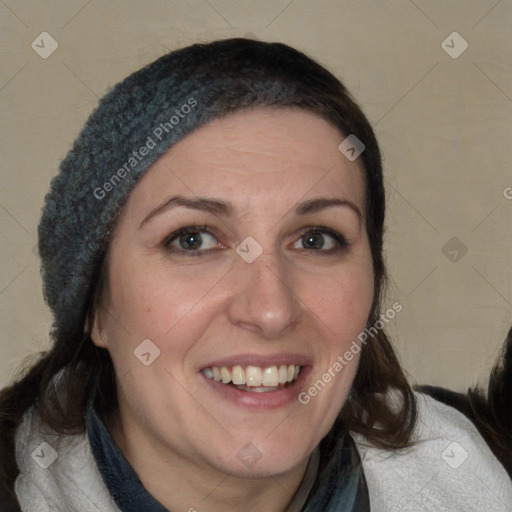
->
xmin=38 ymin=39 xmax=309 ymax=343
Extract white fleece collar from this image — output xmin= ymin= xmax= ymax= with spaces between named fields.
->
xmin=14 ymin=392 xmax=512 ymax=511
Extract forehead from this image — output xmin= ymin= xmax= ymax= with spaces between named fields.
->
xmin=123 ymin=107 xmax=366 ymax=219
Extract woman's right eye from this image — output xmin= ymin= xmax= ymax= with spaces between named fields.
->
xmin=163 ymin=226 xmax=222 ymax=256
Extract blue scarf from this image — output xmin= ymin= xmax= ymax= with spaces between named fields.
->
xmin=86 ymin=402 xmax=370 ymax=511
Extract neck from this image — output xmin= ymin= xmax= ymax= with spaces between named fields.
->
xmin=107 ymin=409 xmax=311 ymax=512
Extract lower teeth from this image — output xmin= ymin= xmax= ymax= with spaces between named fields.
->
xmin=232 ymin=383 xmax=289 ymax=393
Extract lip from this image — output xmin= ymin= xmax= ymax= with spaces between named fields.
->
xmin=200 ymin=352 xmax=313 ymax=370
xmin=201 ymin=365 xmax=312 ymax=410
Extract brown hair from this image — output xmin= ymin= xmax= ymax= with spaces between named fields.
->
xmin=416 ymin=326 xmax=512 ymax=476
xmin=0 ymin=38 xmax=417 ymax=506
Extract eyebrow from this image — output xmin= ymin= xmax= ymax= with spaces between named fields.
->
xmin=294 ymin=197 xmax=362 ymax=219
xmin=140 ymin=196 xmax=234 ymax=228
xmin=140 ymin=194 xmax=362 ymax=228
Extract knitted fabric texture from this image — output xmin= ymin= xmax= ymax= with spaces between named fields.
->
xmin=37 ymin=39 xmax=317 ymax=343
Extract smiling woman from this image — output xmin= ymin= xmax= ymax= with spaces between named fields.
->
xmin=0 ymin=38 xmax=510 ymax=512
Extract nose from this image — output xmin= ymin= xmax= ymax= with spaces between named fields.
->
xmin=226 ymin=250 xmax=302 ymax=339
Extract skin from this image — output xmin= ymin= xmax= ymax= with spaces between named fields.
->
xmin=91 ymin=107 xmax=374 ymax=511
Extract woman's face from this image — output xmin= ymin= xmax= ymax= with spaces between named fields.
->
xmin=92 ymin=107 xmax=374 ymax=478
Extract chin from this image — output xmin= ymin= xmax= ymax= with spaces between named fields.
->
xmin=196 ymin=428 xmax=318 ymax=479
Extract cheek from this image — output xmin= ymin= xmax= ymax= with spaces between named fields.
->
xmin=106 ymin=252 xmax=228 ymax=343
xmin=301 ymin=260 xmax=374 ymax=338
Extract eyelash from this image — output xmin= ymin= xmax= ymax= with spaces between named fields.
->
xmin=161 ymin=224 xmax=349 ymax=257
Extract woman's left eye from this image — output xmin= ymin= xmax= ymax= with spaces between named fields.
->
xmin=292 ymin=228 xmax=348 ymax=253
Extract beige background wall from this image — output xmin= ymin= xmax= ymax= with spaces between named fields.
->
xmin=1 ymin=0 xmax=511 ymax=391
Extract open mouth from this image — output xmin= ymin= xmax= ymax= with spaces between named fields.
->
xmin=202 ymin=364 xmax=301 ymax=393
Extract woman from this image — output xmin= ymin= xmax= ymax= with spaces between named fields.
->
xmin=1 ymin=38 xmax=510 ymax=511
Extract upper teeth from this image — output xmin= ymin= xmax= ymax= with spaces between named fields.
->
xmin=203 ymin=364 xmax=301 ymax=387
